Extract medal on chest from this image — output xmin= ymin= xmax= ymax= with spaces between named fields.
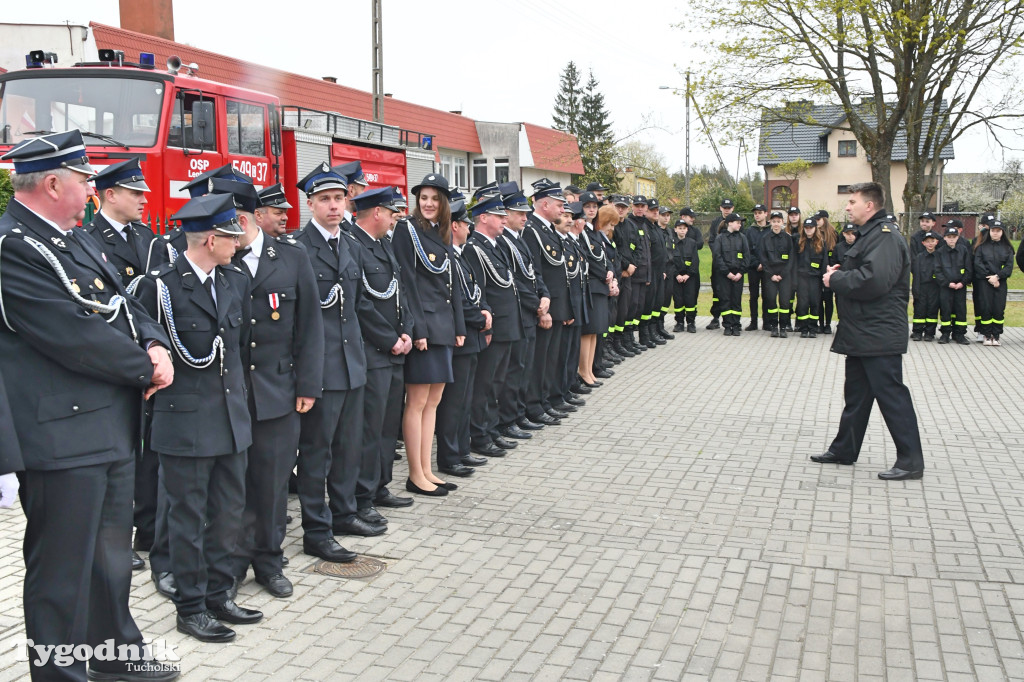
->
xmin=269 ymin=293 xmax=281 ymax=320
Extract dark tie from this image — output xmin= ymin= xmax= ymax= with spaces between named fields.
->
xmin=236 ymin=246 xmax=252 ymax=259
xmin=122 ymin=226 xmax=136 ymax=250
xmin=327 ymin=237 xmax=339 ymax=255
xmin=203 ymin=276 xmax=216 ymax=311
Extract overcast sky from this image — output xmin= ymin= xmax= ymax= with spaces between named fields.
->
xmin=4 ymin=0 xmax=1020 ymax=176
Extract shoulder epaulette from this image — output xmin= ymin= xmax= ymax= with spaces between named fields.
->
xmin=149 ymin=262 xmax=176 ymax=278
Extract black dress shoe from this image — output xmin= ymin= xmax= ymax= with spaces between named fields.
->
xmin=208 ymin=599 xmax=263 ymax=625
xmin=357 ymin=506 xmax=387 ymax=525
xmin=255 ymin=573 xmax=293 ymax=598
xmin=439 ymin=464 xmax=475 ymax=477
xmin=282 ymin=556 xmax=289 ymax=567
xmin=566 ymin=397 xmax=586 ymax=406
xmin=530 ymin=413 xmax=560 ymax=426
xmin=493 ymin=436 xmax=518 ymax=450
xmin=132 ymin=550 xmax=145 ymax=571
xmin=286 ymin=515 xmax=293 ymax=525
xmin=88 ymin=661 xmax=180 ymax=681
xmin=501 ymin=424 xmax=532 ymax=439
xmin=176 ymin=611 xmax=235 ymax=643
xmin=437 ymin=480 xmax=458 ymax=491
xmin=517 ymin=417 xmax=545 ymax=430
xmin=552 ymin=403 xmax=577 ymax=413
xmin=460 ymin=454 xmax=488 ymax=466
xmin=594 ymin=369 xmax=613 ymax=379
xmin=574 ymin=384 xmax=592 ymax=394
xmin=152 ymin=571 xmax=178 ymax=600
xmin=375 ymin=488 xmax=414 ymax=508
xmin=878 ymin=467 xmax=924 ymax=481
xmin=303 ymin=537 xmax=357 ymax=563
xmin=405 ymin=478 xmax=449 ymax=496
xmin=547 ymin=408 xmax=569 ymax=418
xmin=471 ymin=442 xmax=507 ymax=457
xmin=583 ymin=380 xmax=603 ymax=388
xmin=810 ymin=452 xmax=855 ymax=465
xmin=333 ymin=515 xmax=387 ymax=537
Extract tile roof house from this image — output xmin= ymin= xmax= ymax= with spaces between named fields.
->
xmin=758 ymin=101 xmax=954 ymax=215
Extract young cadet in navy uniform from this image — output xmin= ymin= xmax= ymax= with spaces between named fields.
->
xmin=435 ymin=200 xmax=491 ymax=477
xmin=744 ymin=204 xmax=770 ymax=331
xmin=759 ymin=211 xmax=796 ymax=337
xmin=671 ymin=218 xmax=700 ymax=333
xmin=795 ymin=217 xmax=827 ymax=338
xmin=220 ymin=179 xmax=323 ymax=600
xmin=642 ymin=199 xmax=668 ymax=346
xmin=85 ymin=158 xmax=161 ymax=572
xmin=465 ymin=194 xmax=524 ymax=456
xmin=626 ymin=197 xmax=653 ymax=348
xmin=610 ymin=195 xmax=636 ymax=356
xmin=348 ymin=188 xmax=415 ymax=519
xmin=910 ymin=229 xmax=940 ymax=342
xmin=496 ymin=183 xmax=550 ymax=437
xmin=291 ymin=165 xmax=381 ymax=552
xmin=935 ymin=225 xmax=974 ymax=345
xmin=712 ymin=213 xmax=748 ymax=336
xmin=135 ymin=193 xmax=261 ymax=643
xmin=523 ymin=179 xmax=571 ymax=426
xmin=0 ymin=131 xmax=177 ymax=681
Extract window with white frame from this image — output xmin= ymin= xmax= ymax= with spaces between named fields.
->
xmin=440 ymin=154 xmax=453 ymax=181
xmin=452 ymin=156 xmax=467 ymax=189
xmin=494 ymin=157 xmax=510 ymax=184
xmin=472 ymin=158 xmax=488 ymax=187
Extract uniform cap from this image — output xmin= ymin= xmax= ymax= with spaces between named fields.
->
xmin=842 ymin=223 xmax=857 ymax=233
xmin=769 ymin=210 xmax=784 ymax=219
xmin=181 ymin=164 xmax=252 ymax=197
xmin=530 ymin=178 xmax=566 ymax=202
xmin=585 ymin=181 xmax=608 ymax=192
xmin=648 ymin=198 xmax=660 ymax=210
xmin=450 ymin=199 xmax=472 ymax=225
xmin=919 ymin=211 xmax=935 ymax=220
xmin=753 ymin=204 xmax=767 ymax=211
xmin=411 ymin=173 xmax=451 ymax=198
xmin=787 ymin=206 xmax=800 ymax=214
xmin=632 ymin=195 xmax=648 ymax=205
xmin=257 ymin=183 xmax=293 ymax=209
xmin=298 ymin=162 xmax=348 ymax=195
xmin=921 ymin=231 xmax=939 ymax=240
xmin=92 ymin=157 xmax=150 ymax=192
xmin=944 ymin=226 xmax=959 ymax=236
xmin=502 ymin=190 xmax=531 ymax=212
xmin=724 ymin=213 xmax=743 ymax=224
xmin=612 ymin=195 xmax=630 ymax=207
xmin=944 ymin=218 xmax=964 ymax=229
xmin=679 ymin=207 xmax=696 ymax=217
xmin=333 ymin=160 xmax=368 ymax=187
xmin=470 ymin=194 xmax=507 ymax=217
xmin=170 ymin=193 xmax=244 ymax=234
xmin=352 ymin=186 xmax=399 ymax=212
xmin=472 ymin=182 xmax=500 ymax=201
xmin=564 ymin=185 xmax=582 ymax=194
xmin=1 ymin=130 xmax=94 ymax=176
xmin=720 ymin=199 xmax=734 ymax=208
xmin=208 ymin=177 xmax=259 ymax=213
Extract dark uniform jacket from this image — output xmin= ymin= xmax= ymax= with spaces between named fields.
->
xmin=351 ymin=224 xmax=413 ymax=368
xmin=672 ymin=236 xmax=700 ymax=280
xmin=0 ymin=373 xmax=22 ymax=475
xmin=833 ymin=238 xmax=856 ymax=266
xmin=0 ymin=201 xmax=168 ymax=471
xmin=744 ymin=224 xmax=769 ymax=271
xmin=796 ymin=242 xmax=827 ymax=278
xmin=973 ymin=240 xmax=1014 ymax=282
xmin=683 ymin=223 xmax=704 ymax=250
xmin=149 ymin=227 xmax=188 ymax=267
xmin=648 ymin=225 xmax=669 ymax=279
xmin=909 ymin=228 xmax=931 ymax=261
xmin=563 ymin=234 xmax=588 ymax=325
xmin=910 ymin=248 xmax=939 ymax=297
xmin=759 ymin=230 xmax=795 ymax=278
xmin=707 ymin=214 xmax=729 ymax=246
xmin=136 ymin=257 xmax=252 ymax=457
xmin=391 ymin=218 xmax=466 ymax=345
xmin=711 ymin=230 xmax=749 ymax=276
xmin=935 ymin=241 xmax=974 ymax=287
xmin=523 ymin=215 xmax=571 ymax=321
xmin=625 ymin=215 xmax=652 ymax=283
xmin=465 ymin=232 xmax=524 ymax=343
xmin=85 ymin=211 xmax=159 ymax=288
xmin=613 ymin=217 xmax=637 ymax=274
xmin=502 ymin=228 xmax=548 ymax=329
xmin=234 ymin=233 xmax=324 ymax=421
xmin=829 ymin=210 xmax=911 ymax=357
xmin=452 ymin=246 xmax=490 ymax=355
xmin=293 ymin=222 xmax=373 ymax=392
xmin=581 ymin=226 xmax=612 ymax=296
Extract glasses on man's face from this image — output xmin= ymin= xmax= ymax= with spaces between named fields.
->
xmin=212 ymin=234 xmax=240 ymax=243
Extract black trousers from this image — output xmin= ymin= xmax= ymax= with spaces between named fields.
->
xmin=615 ymin=276 xmax=633 ymax=329
xmin=471 ymin=340 xmax=513 ymax=446
xmin=820 ymin=285 xmax=834 ymax=327
xmin=19 ymin=459 xmax=144 ymax=682
xmin=133 ymin=441 xmax=159 ymax=550
xmin=796 ymin=275 xmax=823 ymax=330
xmin=709 ymin=258 xmax=721 ymax=318
xmin=912 ymin=285 xmax=940 ymax=335
xmin=297 ymin=387 xmax=364 ymax=540
xmin=938 ymin=287 xmax=968 ymax=335
xmin=718 ymin=275 xmax=743 ymax=329
xmin=762 ymin=276 xmax=793 ymax=330
xmin=527 ymin=323 xmax=562 ymax=419
xmin=501 ymin=323 xmax=535 ymax=426
xmin=747 ymin=269 xmax=769 ymax=322
xmin=975 ymin=281 xmax=1008 ymax=336
xmin=356 ymin=364 xmax=404 ymax=509
xmin=673 ymin=277 xmax=698 ymax=325
xmin=436 ymin=352 xmax=478 ymax=469
xmin=828 ymin=355 xmax=924 ymax=471
xmin=559 ymin=324 xmax=582 ymax=401
xmin=159 ymin=451 xmax=246 ymax=616
xmin=232 ymin=409 xmax=299 ymax=580
xmin=633 ymin=279 xmax=650 ymax=323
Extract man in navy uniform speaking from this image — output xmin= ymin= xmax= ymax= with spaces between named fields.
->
xmin=0 ymin=130 xmax=177 ymax=680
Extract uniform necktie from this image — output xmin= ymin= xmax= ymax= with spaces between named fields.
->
xmin=203 ymin=276 xmax=217 ymax=310
xmin=327 ymin=236 xmax=339 ymax=255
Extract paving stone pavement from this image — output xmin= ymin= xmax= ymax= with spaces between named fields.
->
xmin=1 ymin=320 xmax=1024 ymax=680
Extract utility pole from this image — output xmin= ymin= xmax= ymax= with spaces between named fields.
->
xmin=685 ymin=71 xmax=690 ymax=207
xmin=371 ymin=0 xmax=384 ymax=123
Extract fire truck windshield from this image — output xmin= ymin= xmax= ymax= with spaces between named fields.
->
xmin=0 ymin=76 xmax=164 ymax=148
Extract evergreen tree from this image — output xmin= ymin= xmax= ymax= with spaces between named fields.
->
xmin=552 ymin=61 xmax=582 ymax=136
xmin=578 ymin=70 xmax=617 ymax=189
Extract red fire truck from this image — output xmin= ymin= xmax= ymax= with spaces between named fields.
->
xmin=0 ymin=48 xmax=421 ymax=231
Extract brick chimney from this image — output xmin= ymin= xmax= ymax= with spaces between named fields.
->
xmin=119 ymin=0 xmax=174 ymax=41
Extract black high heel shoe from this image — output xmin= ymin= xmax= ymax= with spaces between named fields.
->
xmin=406 ymin=478 xmax=448 ymax=497
xmin=433 ymin=480 xmax=458 ymax=491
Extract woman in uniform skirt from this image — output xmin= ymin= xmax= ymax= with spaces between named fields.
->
xmin=391 ymin=174 xmax=466 ymax=496
xmin=579 ymin=203 xmax=618 ymax=385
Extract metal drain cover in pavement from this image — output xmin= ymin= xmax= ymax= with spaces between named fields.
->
xmin=312 ymin=556 xmax=386 ymax=579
